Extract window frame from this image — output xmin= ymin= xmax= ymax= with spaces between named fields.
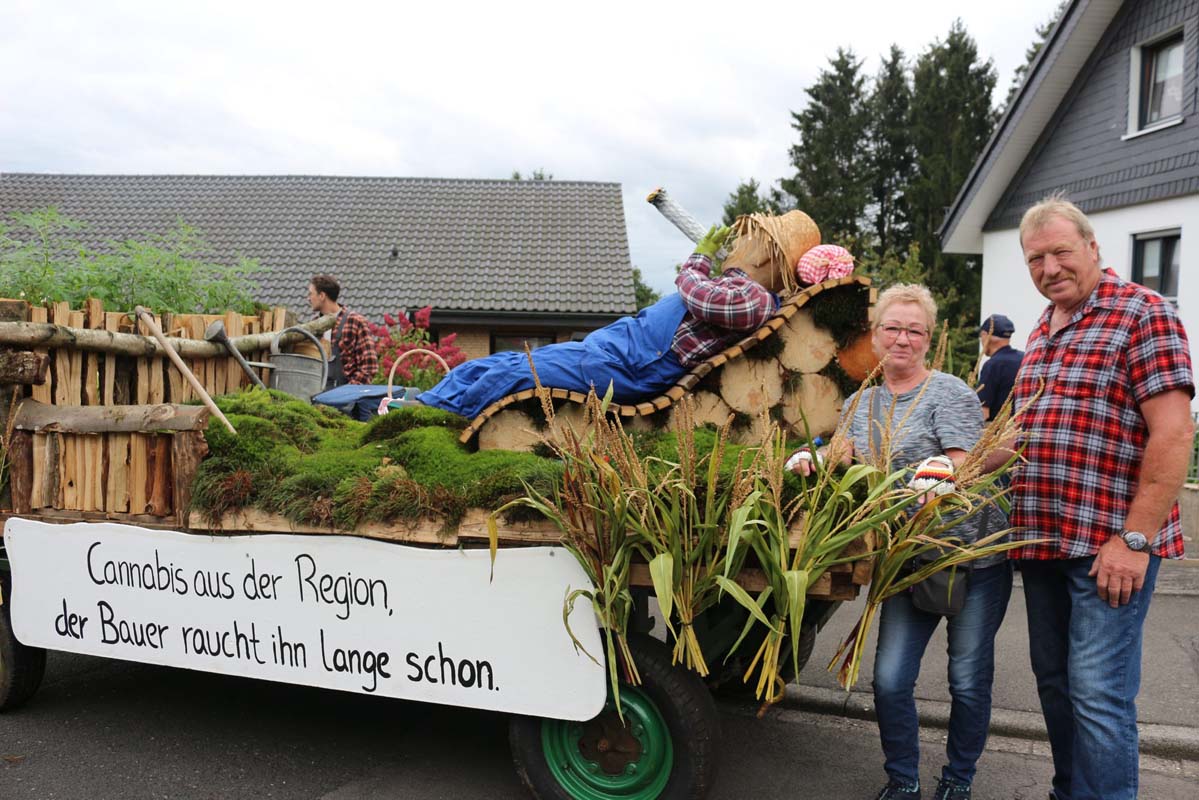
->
xmin=1131 ymin=228 xmax=1181 ymax=302
xmin=1125 ymin=27 xmax=1186 ymax=138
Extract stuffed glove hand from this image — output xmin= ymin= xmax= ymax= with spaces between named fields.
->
xmin=695 ymin=224 xmax=732 ymax=258
xmin=908 ymin=455 xmax=956 ymax=495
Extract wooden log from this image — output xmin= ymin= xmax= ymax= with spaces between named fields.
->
xmin=718 ymin=356 xmax=784 ymax=415
xmin=13 ymin=399 xmax=211 ymax=434
xmin=8 ymin=429 xmax=33 ymax=513
xmin=172 ymin=431 xmax=209 ymax=527
xmin=0 ymin=314 xmax=336 ymax=359
xmin=781 ymin=373 xmax=843 ymax=440
xmin=27 ymin=306 xmax=52 ymax=404
xmin=477 ymin=409 xmax=541 ymax=452
xmin=778 ymin=308 xmax=838 ymax=373
xmin=0 ymin=351 xmax=49 ymax=385
xmin=837 ymin=330 xmax=879 ymax=384
xmin=668 ymin=390 xmax=731 ymax=431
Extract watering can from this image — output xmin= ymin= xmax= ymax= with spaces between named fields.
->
xmin=269 ymin=326 xmax=328 ymax=402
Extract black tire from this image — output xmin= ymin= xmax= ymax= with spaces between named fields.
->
xmin=509 ymin=633 xmax=720 ymax=800
xmin=0 ymin=569 xmax=47 ymax=712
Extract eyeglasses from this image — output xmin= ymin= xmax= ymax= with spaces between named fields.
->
xmin=877 ymin=324 xmax=929 ymax=341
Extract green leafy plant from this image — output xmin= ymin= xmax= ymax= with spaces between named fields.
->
xmin=0 ymin=207 xmax=262 ymax=314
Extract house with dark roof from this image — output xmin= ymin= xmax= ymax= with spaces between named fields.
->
xmin=0 ymin=174 xmax=637 ymax=360
xmin=940 ymin=0 xmax=1196 ymax=361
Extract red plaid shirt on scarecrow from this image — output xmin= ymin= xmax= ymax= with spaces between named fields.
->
xmin=1009 ymin=268 xmax=1193 ymax=560
xmin=333 ymin=307 xmax=379 ymax=385
xmin=671 ymin=253 xmax=779 ymax=367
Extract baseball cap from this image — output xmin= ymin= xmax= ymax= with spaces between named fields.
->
xmin=978 ymin=314 xmax=1015 ymax=338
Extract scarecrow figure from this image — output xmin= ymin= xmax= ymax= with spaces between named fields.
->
xmin=417 ymin=210 xmax=825 ymax=420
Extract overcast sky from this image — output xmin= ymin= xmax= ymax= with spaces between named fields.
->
xmin=1 ymin=0 xmax=1060 ymax=294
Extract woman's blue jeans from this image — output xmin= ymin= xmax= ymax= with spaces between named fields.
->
xmin=873 ymin=561 xmax=1013 ymax=787
xmin=1019 ymin=555 xmax=1160 ymax=800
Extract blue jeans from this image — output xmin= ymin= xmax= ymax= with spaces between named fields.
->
xmin=1019 ymin=555 xmax=1160 ymax=800
xmin=873 ymin=561 xmax=1013 ymax=787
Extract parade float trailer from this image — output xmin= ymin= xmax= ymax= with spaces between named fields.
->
xmin=0 ymin=276 xmax=881 ymax=800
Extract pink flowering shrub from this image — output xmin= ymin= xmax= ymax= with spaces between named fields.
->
xmin=370 ymin=306 xmax=466 ymax=390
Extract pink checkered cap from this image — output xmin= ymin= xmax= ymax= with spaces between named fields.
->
xmin=796 ymin=244 xmax=855 ymax=284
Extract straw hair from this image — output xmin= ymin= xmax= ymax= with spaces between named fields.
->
xmin=727 ymin=210 xmax=822 ymax=294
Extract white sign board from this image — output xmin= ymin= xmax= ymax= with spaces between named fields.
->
xmin=3 ymin=518 xmax=606 ymax=720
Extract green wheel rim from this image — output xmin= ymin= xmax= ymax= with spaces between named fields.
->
xmin=541 ymin=685 xmax=673 ymax=800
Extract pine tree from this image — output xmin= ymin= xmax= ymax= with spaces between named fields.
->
xmin=1003 ymin=2 xmax=1067 ymax=110
xmin=907 ymin=21 xmax=997 ymax=326
xmin=780 ymin=48 xmax=872 ymax=241
xmin=867 ymin=45 xmax=914 ymax=254
xmin=721 ymin=178 xmax=775 ymax=225
xmin=631 ymin=267 xmax=661 ymax=310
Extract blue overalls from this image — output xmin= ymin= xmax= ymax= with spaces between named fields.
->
xmin=418 ymin=294 xmax=693 ymax=420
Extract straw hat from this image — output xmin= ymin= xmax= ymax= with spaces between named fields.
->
xmin=726 ymin=210 xmax=821 ymax=294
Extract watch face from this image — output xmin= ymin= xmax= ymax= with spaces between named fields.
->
xmin=1122 ymin=531 xmax=1149 ymax=551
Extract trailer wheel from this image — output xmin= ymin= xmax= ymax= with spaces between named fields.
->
xmin=509 ymin=633 xmax=719 ymax=800
xmin=0 ymin=571 xmax=47 ymax=712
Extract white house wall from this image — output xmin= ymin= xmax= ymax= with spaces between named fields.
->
xmin=979 ymin=194 xmax=1198 ymax=402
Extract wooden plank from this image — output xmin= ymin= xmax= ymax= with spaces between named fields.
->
xmin=635 ymin=402 xmax=657 ymax=416
xmin=165 ymin=313 xmax=189 ymax=402
xmin=103 ymin=313 xmax=124 ymax=405
xmin=665 ymin=386 xmax=686 ymax=401
xmin=8 ymin=430 xmax=33 ymax=513
xmin=186 ymin=315 xmax=208 ymax=403
xmin=186 ymin=508 xmax=459 ymax=547
xmin=676 ymin=373 xmax=701 ymax=391
xmin=223 ymin=310 xmax=242 ymax=394
xmin=550 ymin=388 xmax=570 ymax=399
xmin=616 ymin=404 xmax=637 ymax=417
xmin=105 ymin=432 xmax=131 ymax=512
xmin=30 ymin=433 xmax=45 ymax=509
xmin=172 ymin=431 xmax=209 ymax=527
xmin=14 ymin=399 xmax=211 ymax=433
xmin=651 ymin=396 xmax=672 ymax=411
xmin=58 ymin=433 xmax=76 ymax=509
xmin=852 ymin=557 xmax=875 ymax=586
xmin=567 ymin=392 xmax=586 ymax=404
xmin=83 ymin=299 xmax=104 ymax=405
xmin=129 ymin=432 xmax=150 ymax=514
xmin=147 ymin=434 xmax=173 ymax=516
xmin=82 ymin=301 xmax=105 ymax=512
xmin=455 ymin=508 xmax=559 ymax=545
xmin=27 ymin=306 xmax=52 ymax=404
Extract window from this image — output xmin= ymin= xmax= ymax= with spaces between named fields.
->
xmin=491 ymin=333 xmax=556 ymax=354
xmin=1132 ymin=231 xmax=1181 ymax=301
xmin=1128 ymin=32 xmax=1185 ymax=135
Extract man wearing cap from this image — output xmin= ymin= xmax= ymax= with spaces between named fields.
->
xmin=1004 ymin=196 xmax=1193 ymax=800
xmin=976 ymin=314 xmax=1022 ymax=420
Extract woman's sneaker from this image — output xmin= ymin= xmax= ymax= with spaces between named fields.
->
xmin=932 ymin=777 xmax=971 ymax=800
xmin=875 ymin=780 xmax=921 ymax=799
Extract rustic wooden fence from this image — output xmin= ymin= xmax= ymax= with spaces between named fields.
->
xmin=0 ymin=298 xmax=303 ymax=526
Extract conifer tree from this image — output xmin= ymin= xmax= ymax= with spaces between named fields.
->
xmin=721 ymin=178 xmax=775 ymax=225
xmin=780 ymin=48 xmax=871 ymax=241
xmin=907 ymin=21 xmax=997 ymax=326
xmin=867 ymin=45 xmax=914 ymax=254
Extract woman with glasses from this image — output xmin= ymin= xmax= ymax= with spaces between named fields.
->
xmin=790 ymin=284 xmax=1011 ymax=800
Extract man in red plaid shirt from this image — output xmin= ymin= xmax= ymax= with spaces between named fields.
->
xmin=307 ymin=274 xmax=379 ymax=388
xmin=1008 ymin=197 xmax=1193 ymax=800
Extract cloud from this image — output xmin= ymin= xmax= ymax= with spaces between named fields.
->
xmin=1 ymin=0 xmax=1055 ymax=293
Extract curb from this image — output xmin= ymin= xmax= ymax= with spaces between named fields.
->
xmin=785 ymin=683 xmax=1199 ymax=762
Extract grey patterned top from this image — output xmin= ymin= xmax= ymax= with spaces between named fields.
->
xmin=842 ymin=371 xmax=1008 ymax=566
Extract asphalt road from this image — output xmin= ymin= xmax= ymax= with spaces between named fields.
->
xmin=2 ymin=650 xmax=1197 ymax=800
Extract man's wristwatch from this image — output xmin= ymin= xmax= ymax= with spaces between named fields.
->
xmin=1119 ymin=530 xmax=1149 ymax=552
